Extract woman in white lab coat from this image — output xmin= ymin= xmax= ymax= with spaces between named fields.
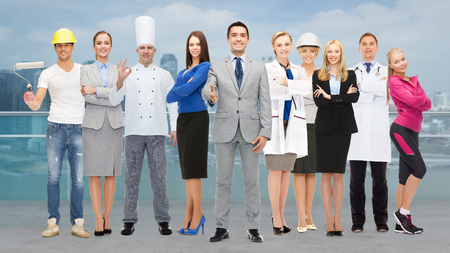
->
xmin=264 ymin=31 xmax=311 ymax=235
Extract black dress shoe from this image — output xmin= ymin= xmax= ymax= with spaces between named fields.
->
xmin=121 ymin=222 xmax=135 ymax=236
xmin=247 ymin=229 xmax=263 ymax=243
xmin=376 ymin=223 xmax=389 ymax=232
xmin=351 ymin=224 xmax=364 ymax=233
xmin=158 ymin=222 xmax=172 ymax=235
xmin=209 ymin=228 xmax=229 ymax=242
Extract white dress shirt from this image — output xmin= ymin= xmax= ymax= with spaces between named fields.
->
xmin=109 ymin=63 xmax=178 ymax=136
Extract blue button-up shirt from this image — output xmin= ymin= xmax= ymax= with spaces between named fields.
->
xmin=328 ymin=66 xmax=340 ymax=95
xmin=96 ymin=60 xmax=109 ymax=88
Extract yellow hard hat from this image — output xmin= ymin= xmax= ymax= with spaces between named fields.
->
xmin=52 ymin=28 xmax=76 ymax=44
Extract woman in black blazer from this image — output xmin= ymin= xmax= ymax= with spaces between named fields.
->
xmin=312 ymin=40 xmax=359 ymax=236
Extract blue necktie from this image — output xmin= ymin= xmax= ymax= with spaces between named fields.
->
xmin=364 ymin=62 xmax=371 ymax=73
xmin=235 ymin=57 xmax=243 ymax=90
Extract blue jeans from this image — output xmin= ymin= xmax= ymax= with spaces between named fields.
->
xmin=46 ymin=122 xmax=84 ymax=225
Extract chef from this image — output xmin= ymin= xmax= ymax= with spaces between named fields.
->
xmin=347 ymin=32 xmax=391 ymax=233
xmin=109 ymin=15 xmax=178 ymax=236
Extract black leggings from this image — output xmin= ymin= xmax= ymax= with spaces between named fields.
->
xmin=390 ymin=123 xmax=426 ymax=185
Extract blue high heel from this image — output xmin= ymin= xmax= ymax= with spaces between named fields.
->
xmin=177 ymin=222 xmax=190 ymax=235
xmin=185 ymin=215 xmax=206 ymax=235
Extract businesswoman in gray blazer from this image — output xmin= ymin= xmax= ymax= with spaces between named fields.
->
xmin=80 ymin=31 xmax=124 ymax=236
xmin=313 ymin=40 xmax=359 ymax=236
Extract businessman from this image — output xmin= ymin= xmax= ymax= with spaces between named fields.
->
xmin=202 ymin=21 xmax=271 ymax=243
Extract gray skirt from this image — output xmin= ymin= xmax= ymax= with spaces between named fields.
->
xmin=82 ymin=117 xmax=123 ymax=176
xmin=265 ymin=119 xmax=297 ymax=171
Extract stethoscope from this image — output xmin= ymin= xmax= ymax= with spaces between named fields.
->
xmin=354 ymin=65 xmax=381 ymax=77
xmin=354 ymin=65 xmax=381 ymax=86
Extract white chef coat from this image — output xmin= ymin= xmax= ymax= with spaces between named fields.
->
xmin=347 ymin=61 xmax=391 ymax=162
xmin=263 ymin=60 xmax=311 ymax=157
xmin=109 ymin=63 xmax=178 ymax=136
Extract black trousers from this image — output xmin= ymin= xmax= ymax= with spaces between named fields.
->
xmin=349 ymin=161 xmax=388 ymax=225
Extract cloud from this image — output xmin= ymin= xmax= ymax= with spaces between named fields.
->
xmin=0 ymin=26 xmax=14 ymax=43
xmin=0 ymin=0 xmax=449 ymax=93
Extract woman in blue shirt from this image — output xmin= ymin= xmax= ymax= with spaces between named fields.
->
xmin=167 ymin=31 xmax=210 ymax=236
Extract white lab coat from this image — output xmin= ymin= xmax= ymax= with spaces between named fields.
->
xmin=263 ymin=60 xmax=311 ymax=158
xmin=347 ymin=62 xmax=391 ymax=162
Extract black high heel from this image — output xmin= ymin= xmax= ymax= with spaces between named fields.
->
xmin=271 ymin=215 xmax=283 ymax=235
xmin=103 ymin=216 xmax=112 ymax=234
xmin=95 ymin=217 xmax=105 ymax=236
xmin=334 ymin=223 xmax=344 ymax=236
xmin=326 ymin=223 xmax=335 ymax=237
xmin=282 ymin=226 xmax=291 ymax=233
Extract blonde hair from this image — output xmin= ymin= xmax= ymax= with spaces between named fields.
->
xmin=317 ymin=40 xmax=348 ymax=82
xmin=271 ymin=31 xmax=292 ymax=56
xmin=386 ymin=47 xmax=404 ymax=105
xmin=297 ymin=46 xmax=319 ymax=57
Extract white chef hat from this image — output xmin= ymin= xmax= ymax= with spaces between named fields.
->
xmin=135 ymin=16 xmax=155 ymax=48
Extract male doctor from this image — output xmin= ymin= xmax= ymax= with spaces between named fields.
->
xmin=347 ymin=33 xmax=391 ymax=233
xmin=109 ymin=16 xmax=178 ymax=236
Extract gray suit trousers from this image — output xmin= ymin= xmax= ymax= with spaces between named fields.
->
xmin=214 ymin=127 xmax=261 ymax=230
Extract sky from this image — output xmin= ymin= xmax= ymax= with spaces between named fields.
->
xmin=1 ymin=0 xmax=449 ymax=93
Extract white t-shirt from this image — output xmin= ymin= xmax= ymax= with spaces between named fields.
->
xmin=38 ymin=63 xmax=85 ymax=124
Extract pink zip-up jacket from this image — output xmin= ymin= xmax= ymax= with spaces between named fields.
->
xmin=388 ymin=75 xmax=431 ymax=132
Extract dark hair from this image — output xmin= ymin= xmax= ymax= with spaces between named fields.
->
xmin=359 ymin=32 xmax=378 ymax=45
xmin=227 ymin=21 xmax=249 ymax=38
xmin=186 ymin=31 xmax=210 ymax=68
xmin=54 ymin=43 xmax=74 ymax=47
xmin=93 ymin=30 xmax=112 ymax=46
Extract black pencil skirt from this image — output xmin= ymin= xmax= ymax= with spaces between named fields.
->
xmin=177 ymin=110 xmax=209 ymax=179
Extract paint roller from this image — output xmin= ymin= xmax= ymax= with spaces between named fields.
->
xmin=13 ymin=61 xmax=44 ymax=104
xmin=13 ymin=61 xmax=44 ymax=90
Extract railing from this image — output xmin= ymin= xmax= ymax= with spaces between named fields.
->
xmin=1 ymin=111 xmax=449 ymax=201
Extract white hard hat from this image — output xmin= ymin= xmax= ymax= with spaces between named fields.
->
xmin=296 ymin=33 xmax=321 ymax=49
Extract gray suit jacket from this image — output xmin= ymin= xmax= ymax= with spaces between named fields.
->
xmin=202 ymin=55 xmax=271 ymax=143
xmin=81 ymin=63 xmax=124 ymax=130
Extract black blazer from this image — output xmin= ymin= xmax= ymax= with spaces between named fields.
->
xmin=312 ymin=69 xmax=359 ymax=135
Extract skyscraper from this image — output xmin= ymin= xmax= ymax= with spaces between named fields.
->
xmin=160 ymin=54 xmax=177 ymax=81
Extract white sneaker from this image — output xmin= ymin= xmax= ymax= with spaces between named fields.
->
xmin=71 ymin=218 xmax=90 ymax=238
xmin=42 ymin=218 xmax=59 ymax=237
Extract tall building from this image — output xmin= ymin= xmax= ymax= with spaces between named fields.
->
xmin=160 ymin=54 xmax=177 ymax=81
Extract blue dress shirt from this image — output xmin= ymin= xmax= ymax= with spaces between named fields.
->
xmin=283 ymin=69 xmax=293 ymax=120
xmin=96 ymin=60 xmax=109 ymax=88
xmin=327 ymin=66 xmax=341 ymax=95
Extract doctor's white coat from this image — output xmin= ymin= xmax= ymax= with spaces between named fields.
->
xmin=347 ymin=62 xmax=391 ymax=162
xmin=263 ymin=60 xmax=311 ymax=158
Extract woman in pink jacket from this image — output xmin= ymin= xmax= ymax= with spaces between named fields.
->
xmin=387 ymin=47 xmax=431 ymax=235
